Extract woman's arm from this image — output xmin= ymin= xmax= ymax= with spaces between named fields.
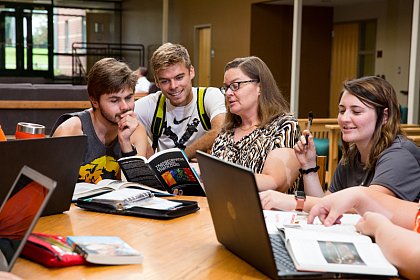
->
xmin=308 ymin=187 xmax=418 ymax=229
xmin=294 ymin=131 xmax=325 ymax=197
xmin=256 ymin=148 xmax=300 ymax=192
xmin=357 ymin=211 xmax=420 ymax=280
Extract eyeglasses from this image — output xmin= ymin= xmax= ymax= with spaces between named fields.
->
xmin=220 ymin=79 xmax=259 ymax=95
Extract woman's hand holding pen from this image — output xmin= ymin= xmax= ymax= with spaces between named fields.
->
xmin=294 ymin=130 xmax=317 ymax=169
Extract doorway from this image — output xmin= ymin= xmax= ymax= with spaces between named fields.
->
xmin=194 ymin=25 xmax=211 ymax=86
xmin=0 ymin=4 xmax=52 ymax=78
xmin=329 ymin=20 xmax=377 ymax=117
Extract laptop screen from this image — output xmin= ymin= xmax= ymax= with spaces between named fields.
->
xmin=0 ymin=165 xmax=56 ymax=271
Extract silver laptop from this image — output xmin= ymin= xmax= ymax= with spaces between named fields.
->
xmin=0 ymin=165 xmax=56 ymax=271
xmin=196 ymin=151 xmax=371 ymax=279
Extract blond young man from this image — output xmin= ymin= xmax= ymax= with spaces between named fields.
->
xmin=134 ymin=43 xmax=226 ymax=159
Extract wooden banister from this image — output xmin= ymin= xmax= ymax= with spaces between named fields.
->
xmin=0 ymin=100 xmax=91 ymax=109
xmin=0 ymin=95 xmax=147 ymax=110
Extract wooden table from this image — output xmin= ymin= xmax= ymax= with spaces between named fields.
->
xmin=12 ymin=197 xmax=270 ymax=280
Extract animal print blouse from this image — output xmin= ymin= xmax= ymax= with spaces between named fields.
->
xmin=211 ymin=114 xmax=300 ymax=193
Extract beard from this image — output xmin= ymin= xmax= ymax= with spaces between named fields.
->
xmin=99 ymin=107 xmax=130 ymax=125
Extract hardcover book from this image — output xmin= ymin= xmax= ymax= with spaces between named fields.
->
xmin=66 ymin=236 xmax=143 ymax=265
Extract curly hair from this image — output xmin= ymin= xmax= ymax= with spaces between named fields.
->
xmin=340 ymin=76 xmax=403 ymax=170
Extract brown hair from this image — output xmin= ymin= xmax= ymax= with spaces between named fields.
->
xmin=340 ymin=76 xmax=403 ymax=170
xmin=150 ymin=43 xmax=192 ymax=80
xmin=223 ymin=56 xmax=290 ymax=130
xmin=87 ymin=58 xmax=136 ymax=101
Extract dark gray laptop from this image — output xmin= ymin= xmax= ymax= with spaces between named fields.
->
xmin=0 ymin=165 xmax=56 ymax=271
xmin=0 ymin=135 xmax=86 ymax=216
xmin=196 ymin=152 xmax=374 ymax=279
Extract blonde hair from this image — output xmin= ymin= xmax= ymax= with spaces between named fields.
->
xmin=151 ymin=43 xmax=192 ymax=80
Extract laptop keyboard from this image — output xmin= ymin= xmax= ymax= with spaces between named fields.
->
xmin=269 ymin=234 xmax=298 ymax=273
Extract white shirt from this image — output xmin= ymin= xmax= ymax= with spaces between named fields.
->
xmin=135 ymin=87 xmax=226 ymax=151
xmin=135 ymin=76 xmax=151 ymax=93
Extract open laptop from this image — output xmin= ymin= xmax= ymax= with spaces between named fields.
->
xmin=0 ymin=135 xmax=86 ymax=216
xmin=0 ymin=165 xmax=56 ymax=271
xmin=196 ymin=151 xmax=371 ymax=279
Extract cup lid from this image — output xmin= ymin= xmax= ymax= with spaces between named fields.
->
xmin=16 ymin=122 xmax=45 ymax=134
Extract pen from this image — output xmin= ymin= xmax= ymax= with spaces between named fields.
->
xmin=305 ymin=111 xmax=313 ymax=145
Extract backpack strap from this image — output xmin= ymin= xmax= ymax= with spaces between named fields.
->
xmin=151 ymin=88 xmax=212 ymax=151
xmin=151 ymin=93 xmax=166 ymax=151
xmin=197 ymin=87 xmax=211 ymax=131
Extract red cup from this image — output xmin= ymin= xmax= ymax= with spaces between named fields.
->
xmin=15 ymin=122 xmax=46 ymax=139
xmin=0 ymin=125 xmax=6 ymax=141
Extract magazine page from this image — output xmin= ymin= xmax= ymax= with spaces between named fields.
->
xmin=147 ymin=148 xmax=205 ymax=196
xmin=287 ymin=238 xmax=398 ymax=276
xmin=283 ymin=227 xmax=398 ymax=276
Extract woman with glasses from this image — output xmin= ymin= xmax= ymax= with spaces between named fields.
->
xmin=210 ymin=56 xmax=301 ymax=193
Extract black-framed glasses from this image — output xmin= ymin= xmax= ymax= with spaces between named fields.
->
xmin=220 ymin=79 xmax=259 ymax=95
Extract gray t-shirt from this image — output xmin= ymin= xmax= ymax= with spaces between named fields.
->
xmin=329 ymin=135 xmax=420 ymax=201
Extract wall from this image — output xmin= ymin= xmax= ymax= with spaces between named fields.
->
xmin=120 ymin=0 xmax=414 ymax=118
xmin=121 ymin=0 xmax=163 ymax=74
xmin=169 ymin=0 xmax=253 ymax=87
xmin=250 ymin=4 xmax=332 ymax=118
xmin=334 ymin=0 xmax=413 ymax=106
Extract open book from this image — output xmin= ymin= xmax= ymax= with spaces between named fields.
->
xmin=276 ymin=216 xmax=398 ymax=277
xmin=73 ymin=179 xmax=171 ymax=201
xmin=118 ymin=148 xmax=205 ymax=196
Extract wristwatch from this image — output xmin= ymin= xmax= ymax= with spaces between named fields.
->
xmin=294 ymin=191 xmax=306 ymax=212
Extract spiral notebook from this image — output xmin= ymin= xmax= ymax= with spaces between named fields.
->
xmin=83 ymin=188 xmax=182 ymax=211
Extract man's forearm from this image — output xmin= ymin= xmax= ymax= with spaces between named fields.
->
xmin=184 ymin=129 xmax=219 ymax=159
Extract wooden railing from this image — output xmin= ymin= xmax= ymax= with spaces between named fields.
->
xmin=0 ymin=94 xmax=148 ymax=110
xmin=0 ymin=100 xmax=91 ymax=109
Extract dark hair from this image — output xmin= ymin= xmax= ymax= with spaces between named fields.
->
xmin=340 ymin=76 xmax=402 ymax=170
xmin=134 ymin=66 xmax=148 ymax=78
xmin=223 ymin=56 xmax=290 ymax=130
xmin=87 ymin=58 xmax=136 ymax=101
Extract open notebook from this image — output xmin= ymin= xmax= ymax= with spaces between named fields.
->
xmin=0 ymin=165 xmax=56 ymax=272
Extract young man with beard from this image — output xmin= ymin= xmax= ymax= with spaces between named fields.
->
xmin=52 ymin=58 xmax=152 ymax=183
xmin=135 ymin=43 xmax=226 ymax=159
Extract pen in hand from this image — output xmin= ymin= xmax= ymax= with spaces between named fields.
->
xmin=305 ymin=111 xmax=313 ymax=145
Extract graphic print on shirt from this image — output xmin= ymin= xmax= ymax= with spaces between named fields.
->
xmin=163 ymin=118 xmax=200 ymax=149
xmin=78 ymin=155 xmax=120 ymax=183
xmin=173 ymin=116 xmax=191 ymax=125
